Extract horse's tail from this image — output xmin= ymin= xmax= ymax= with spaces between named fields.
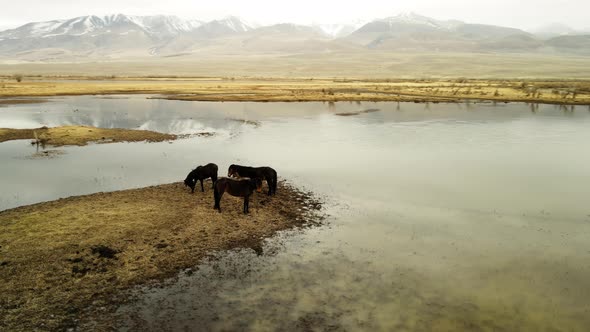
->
xmin=212 ymin=164 xmax=219 ymax=182
xmin=272 ymin=169 xmax=278 ymax=195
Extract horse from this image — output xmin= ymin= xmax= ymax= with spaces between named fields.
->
xmin=214 ymin=177 xmax=262 ymax=214
xmin=227 ymin=164 xmax=277 ymax=196
xmin=184 ymin=163 xmax=218 ymax=193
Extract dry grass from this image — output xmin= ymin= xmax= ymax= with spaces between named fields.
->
xmin=0 ymin=181 xmax=322 ymax=331
xmin=0 ymin=77 xmax=588 ymax=105
xmin=1 ymin=52 xmax=590 ymax=79
xmin=0 ymin=126 xmax=177 ymax=146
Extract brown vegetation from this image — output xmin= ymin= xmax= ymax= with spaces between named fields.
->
xmin=0 ymin=181 xmax=323 ymax=331
xmin=0 ymin=77 xmax=588 ymax=105
xmin=0 ymin=126 xmax=177 ymax=146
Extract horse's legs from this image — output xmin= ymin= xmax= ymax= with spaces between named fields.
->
xmin=214 ymin=185 xmax=223 ymax=212
xmin=266 ymin=177 xmax=272 ymax=196
xmin=211 ymin=174 xmax=217 ymax=189
xmin=200 ymin=179 xmax=204 ymax=192
xmin=244 ymin=195 xmax=250 ymax=214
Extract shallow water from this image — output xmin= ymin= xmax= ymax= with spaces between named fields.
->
xmin=1 ymin=96 xmax=590 ymax=331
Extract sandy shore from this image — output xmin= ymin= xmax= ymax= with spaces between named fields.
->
xmin=0 ymin=126 xmax=180 ymax=146
xmin=0 ymin=181 xmax=323 ymax=331
xmin=0 ymin=77 xmax=589 ymax=105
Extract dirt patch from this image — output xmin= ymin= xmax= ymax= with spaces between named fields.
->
xmin=0 ymin=126 xmax=177 ymax=146
xmin=0 ymin=180 xmax=324 ymax=331
xmin=26 ymin=149 xmax=66 ymax=159
xmin=177 ymin=132 xmax=215 ymax=139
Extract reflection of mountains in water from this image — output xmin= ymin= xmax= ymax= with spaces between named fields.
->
xmin=138 ymin=119 xmax=230 ymax=136
xmin=30 ymin=111 xmax=254 ymax=137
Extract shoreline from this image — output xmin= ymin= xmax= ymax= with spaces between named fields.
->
xmin=0 ymin=180 xmax=324 ymax=331
xmin=0 ymin=126 xmax=189 ymax=146
xmin=0 ymin=77 xmax=589 ymax=105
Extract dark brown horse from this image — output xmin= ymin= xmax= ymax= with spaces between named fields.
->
xmin=214 ymin=177 xmax=262 ymax=214
xmin=227 ymin=164 xmax=277 ymax=196
xmin=184 ymin=163 xmax=218 ymax=193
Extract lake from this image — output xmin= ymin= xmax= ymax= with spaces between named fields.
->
xmin=1 ymin=96 xmax=590 ymax=331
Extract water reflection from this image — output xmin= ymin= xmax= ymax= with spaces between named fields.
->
xmin=1 ymin=96 xmax=590 ymax=330
xmin=1 ymin=95 xmax=587 ymax=131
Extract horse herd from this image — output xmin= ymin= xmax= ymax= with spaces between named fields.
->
xmin=184 ymin=163 xmax=278 ymax=214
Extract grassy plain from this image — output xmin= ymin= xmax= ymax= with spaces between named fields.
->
xmin=1 ymin=77 xmax=589 ymax=105
xmin=0 ymin=52 xmax=589 ymax=105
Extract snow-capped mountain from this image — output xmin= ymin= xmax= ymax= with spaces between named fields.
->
xmin=0 ymin=12 xmax=588 ymax=59
xmin=314 ymin=20 xmax=367 ymax=38
xmin=352 ymin=12 xmax=462 ymax=36
xmin=190 ymin=16 xmax=254 ymax=38
xmin=0 ymin=14 xmax=204 ymax=40
xmin=380 ymin=12 xmax=463 ymax=30
xmin=132 ymin=15 xmax=203 ymax=38
xmin=209 ymin=16 xmax=254 ymax=33
xmin=346 ymin=12 xmax=538 ymax=52
xmin=351 ymin=12 xmax=520 ymax=37
xmin=0 ymin=14 xmax=254 ymax=58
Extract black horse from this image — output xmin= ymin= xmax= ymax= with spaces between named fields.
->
xmin=184 ymin=163 xmax=218 ymax=193
xmin=214 ymin=177 xmax=262 ymax=214
xmin=227 ymin=164 xmax=277 ymax=196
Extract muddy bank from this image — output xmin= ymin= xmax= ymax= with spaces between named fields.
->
xmin=0 ymin=181 xmax=323 ymax=331
xmin=0 ymin=98 xmax=49 ymax=106
xmin=0 ymin=126 xmax=178 ymax=146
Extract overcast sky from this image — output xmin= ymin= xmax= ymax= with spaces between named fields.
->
xmin=0 ymin=0 xmax=588 ymax=31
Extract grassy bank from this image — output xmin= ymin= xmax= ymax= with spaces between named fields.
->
xmin=0 ymin=181 xmax=322 ymax=331
xmin=1 ymin=77 xmax=589 ymax=105
xmin=0 ymin=126 xmax=178 ymax=146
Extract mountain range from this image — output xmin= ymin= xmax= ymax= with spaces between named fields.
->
xmin=1 ymin=12 xmax=589 ymax=60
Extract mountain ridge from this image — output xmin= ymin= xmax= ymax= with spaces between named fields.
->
xmin=1 ymin=13 xmax=589 ymax=60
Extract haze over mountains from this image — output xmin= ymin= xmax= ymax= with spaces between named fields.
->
xmin=1 ymin=12 xmax=589 ymax=61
